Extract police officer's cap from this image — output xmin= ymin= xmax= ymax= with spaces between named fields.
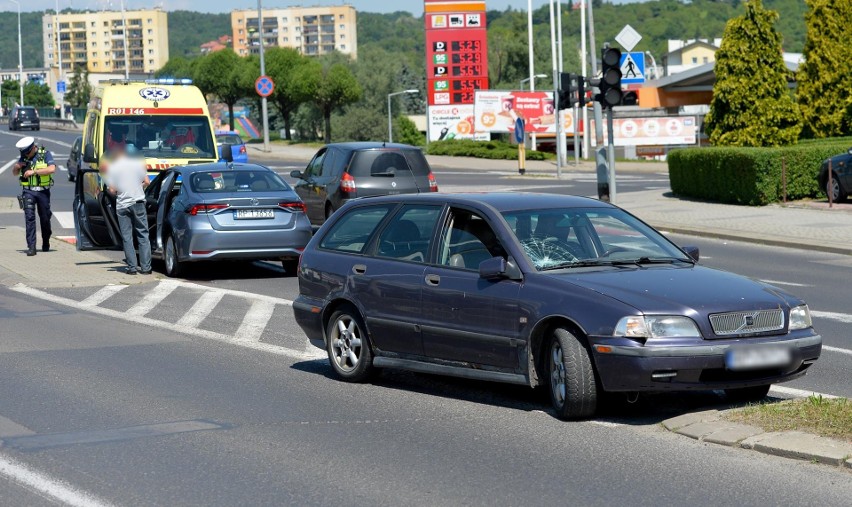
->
xmin=15 ymin=136 xmax=35 ymax=154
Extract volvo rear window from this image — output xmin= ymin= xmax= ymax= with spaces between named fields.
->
xmin=189 ymin=170 xmax=290 ymax=193
xmin=349 ymin=149 xmax=431 ymax=177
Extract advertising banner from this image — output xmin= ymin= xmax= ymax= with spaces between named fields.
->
xmin=590 ymin=116 xmax=697 ymax=146
xmin=474 ymin=90 xmax=577 ymax=136
xmin=428 ymin=105 xmax=490 ymax=142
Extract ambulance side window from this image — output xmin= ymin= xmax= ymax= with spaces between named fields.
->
xmin=83 ymin=112 xmax=98 ymax=163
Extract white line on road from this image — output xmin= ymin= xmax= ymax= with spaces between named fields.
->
xmin=0 ymin=454 xmax=112 ymax=507
xmin=0 ymin=158 xmax=17 ymax=175
xmin=126 ymin=280 xmax=179 ymax=317
xmin=177 ymin=291 xmax=225 ymax=328
xmin=0 ymin=130 xmax=73 ymax=149
xmin=12 ymin=284 xmax=322 ymax=361
xmin=173 ymin=280 xmax=293 ymax=306
xmin=235 ymin=299 xmax=276 ymax=343
xmin=811 ymin=310 xmax=852 ymax=323
xmin=823 ymin=345 xmax=852 ymax=357
xmin=80 ymin=285 xmax=127 ymax=307
xmin=53 ymin=211 xmax=76 ymax=229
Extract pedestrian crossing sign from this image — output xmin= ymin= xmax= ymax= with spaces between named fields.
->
xmin=620 ymin=52 xmax=645 ymax=84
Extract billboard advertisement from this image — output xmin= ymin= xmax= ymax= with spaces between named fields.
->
xmin=590 ymin=116 xmax=697 ymax=146
xmin=474 ymin=90 xmax=578 ymax=136
xmin=427 ymin=105 xmax=490 ymax=142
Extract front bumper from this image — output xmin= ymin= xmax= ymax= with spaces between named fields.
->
xmin=590 ymin=334 xmax=822 ymax=392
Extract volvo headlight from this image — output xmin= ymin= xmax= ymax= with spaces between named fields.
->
xmin=614 ymin=315 xmax=701 ymax=339
xmin=789 ymin=305 xmax=812 ymax=330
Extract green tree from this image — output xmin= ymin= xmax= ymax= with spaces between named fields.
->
xmin=705 ymin=0 xmax=801 ymax=147
xmin=194 ymin=49 xmax=252 ymax=131
xmin=154 ymin=56 xmax=197 ymax=80
xmin=394 ymin=115 xmax=426 ymax=146
xmin=796 ymin=0 xmax=852 ymax=138
xmin=64 ymin=64 xmax=92 ymax=109
xmin=24 ymin=82 xmax=54 ymax=107
xmin=251 ymin=48 xmax=313 ymax=141
xmin=307 ymin=60 xmax=362 ymax=143
xmin=331 ymin=105 xmax=387 ymax=142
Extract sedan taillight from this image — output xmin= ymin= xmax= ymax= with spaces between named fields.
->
xmin=340 ymin=172 xmax=356 ymax=193
xmin=428 ymin=172 xmax=439 ymax=192
xmin=279 ymin=201 xmax=307 ymax=213
xmin=239 ymin=145 xmax=247 ymax=154
xmin=186 ymin=203 xmax=230 ymax=215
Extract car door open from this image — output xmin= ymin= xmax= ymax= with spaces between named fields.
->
xmin=73 ymin=168 xmax=121 ymax=250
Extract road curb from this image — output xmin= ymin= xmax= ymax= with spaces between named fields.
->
xmin=662 ymin=413 xmax=852 ymax=469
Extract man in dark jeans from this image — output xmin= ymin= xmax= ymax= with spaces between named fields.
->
xmin=104 ymin=146 xmax=152 ymax=275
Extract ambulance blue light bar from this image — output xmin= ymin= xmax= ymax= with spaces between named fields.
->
xmin=144 ymin=78 xmax=193 ymax=85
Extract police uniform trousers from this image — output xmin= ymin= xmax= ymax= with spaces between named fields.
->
xmin=22 ymin=187 xmax=52 ymax=250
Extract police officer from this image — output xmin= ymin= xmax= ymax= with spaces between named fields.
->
xmin=11 ymin=137 xmax=55 ymax=256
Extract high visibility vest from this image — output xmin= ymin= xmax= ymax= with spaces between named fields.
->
xmin=20 ymin=147 xmax=53 ymax=188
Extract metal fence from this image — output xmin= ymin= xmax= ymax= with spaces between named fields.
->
xmin=35 ymin=107 xmax=86 ymax=124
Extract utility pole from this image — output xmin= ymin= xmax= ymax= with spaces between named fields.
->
xmin=549 ymin=0 xmax=563 ymax=177
xmin=587 ymin=0 xmax=609 ymax=201
xmin=257 ymin=0 xmax=270 ymax=152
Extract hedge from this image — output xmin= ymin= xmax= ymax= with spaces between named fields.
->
xmin=668 ymin=141 xmax=852 ymax=205
xmin=426 ymin=139 xmax=551 ymax=161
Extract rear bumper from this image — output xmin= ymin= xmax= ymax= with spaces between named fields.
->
xmin=590 ymin=334 xmax=822 ymax=392
xmin=293 ymin=295 xmax=326 ymax=347
xmin=182 ymin=222 xmax=312 ymax=262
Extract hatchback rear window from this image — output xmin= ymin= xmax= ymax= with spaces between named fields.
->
xmin=18 ymin=108 xmax=37 ymax=118
xmin=216 ymin=134 xmax=244 ymax=145
xmin=349 ymin=149 xmax=431 ymax=178
xmin=189 ymin=170 xmax=290 ymax=193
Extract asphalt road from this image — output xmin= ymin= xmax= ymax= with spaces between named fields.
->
xmin=0 ymin=128 xmax=850 ymax=505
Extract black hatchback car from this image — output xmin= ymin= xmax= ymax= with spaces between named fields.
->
xmin=290 ymin=142 xmax=438 ymax=225
xmin=293 ymin=193 xmax=821 ymax=419
xmin=817 ymin=147 xmax=851 ymax=203
xmin=9 ymin=105 xmax=40 ymax=131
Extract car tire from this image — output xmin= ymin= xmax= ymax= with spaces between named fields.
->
xmin=826 ymin=175 xmax=848 ymax=203
xmin=326 ymin=306 xmax=374 ymax=382
xmin=164 ymin=234 xmax=184 ymax=278
xmin=282 ymin=258 xmax=299 ymax=276
xmin=547 ymin=327 xmax=599 ymax=419
xmin=724 ymin=384 xmax=771 ymax=403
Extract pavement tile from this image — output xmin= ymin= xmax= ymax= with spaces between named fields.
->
xmin=676 ymin=421 xmax=731 ymax=440
xmin=846 ymin=458 xmax=852 ymax=470
xmin=702 ymin=424 xmax=765 ymax=446
xmin=742 ymin=431 xmax=852 ymax=466
xmin=661 ymin=410 xmax=720 ymax=431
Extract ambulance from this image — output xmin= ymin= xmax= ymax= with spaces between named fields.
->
xmin=81 ymin=79 xmax=219 ymax=171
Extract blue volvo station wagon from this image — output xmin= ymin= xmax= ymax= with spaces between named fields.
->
xmin=292 ymin=193 xmax=821 ymax=419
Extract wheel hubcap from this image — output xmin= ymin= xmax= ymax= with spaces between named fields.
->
xmin=550 ymin=342 xmax=566 ymax=406
xmin=829 ymin=180 xmax=840 ymax=201
xmin=331 ymin=316 xmax=362 ymax=372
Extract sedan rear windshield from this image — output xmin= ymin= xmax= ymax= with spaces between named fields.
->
xmin=349 ymin=149 xmax=431 ymax=178
xmin=189 ymin=170 xmax=291 ymax=193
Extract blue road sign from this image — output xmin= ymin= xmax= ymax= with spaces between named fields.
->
xmin=255 ymin=75 xmax=274 ymax=97
xmin=57 ymin=81 xmax=66 ymax=93
xmin=514 ymin=117 xmax=525 ymax=144
xmin=620 ymin=52 xmax=645 ymax=84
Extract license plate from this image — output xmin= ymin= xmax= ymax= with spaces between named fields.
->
xmin=234 ymin=209 xmax=274 ymax=219
xmin=725 ymin=345 xmax=792 ymax=371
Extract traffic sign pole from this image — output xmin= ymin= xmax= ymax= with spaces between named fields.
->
xmin=257 ymin=0 xmax=270 ymax=153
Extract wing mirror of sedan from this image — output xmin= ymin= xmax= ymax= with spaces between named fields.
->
xmin=682 ymin=246 xmax=700 ymax=262
xmin=83 ymin=143 xmax=98 ymax=164
xmin=289 ymin=170 xmax=304 ymax=179
xmin=479 ymin=256 xmax=523 ymax=281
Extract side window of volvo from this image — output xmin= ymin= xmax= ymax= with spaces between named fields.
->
xmin=376 ymin=205 xmax=442 ymax=263
xmin=319 ymin=205 xmax=395 ymax=254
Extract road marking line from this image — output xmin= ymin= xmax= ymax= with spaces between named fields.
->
xmin=0 ymin=415 xmax=35 ymax=438
xmin=760 ymin=279 xmax=810 ymax=287
xmin=0 ymin=130 xmax=73 ymax=149
xmin=126 ymin=280 xmax=179 ymax=317
xmin=823 ymin=345 xmax=852 ymax=356
xmin=171 ymin=280 xmax=293 ymax=306
xmin=811 ymin=310 xmax=852 ymax=323
xmin=80 ymin=285 xmax=127 ymax=307
xmin=53 ymin=211 xmax=76 ymax=229
xmin=0 ymin=158 xmax=16 ymax=175
xmin=177 ymin=291 xmax=225 ymax=328
xmin=11 ymin=284 xmax=323 ymax=361
xmin=0 ymin=454 xmax=112 ymax=507
xmin=234 ymin=299 xmax=276 ymax=343
xmin=769 ymin=385 xmax=838 ymax=399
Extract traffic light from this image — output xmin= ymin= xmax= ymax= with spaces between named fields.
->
xmin=557 ymin=72 xmax=578 ymax=110
xmin=597 ymin=47 xmax=623 ymax=108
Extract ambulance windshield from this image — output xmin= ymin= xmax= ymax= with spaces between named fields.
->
xmin=104 ymin=116 xmax=216 ymax=160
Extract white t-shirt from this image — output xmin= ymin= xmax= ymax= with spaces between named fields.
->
xmin=106 ymin=155 xmax=147 ymax=209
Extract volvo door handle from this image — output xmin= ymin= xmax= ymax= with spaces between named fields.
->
xmin=425 ymin=274 xmax=440 ymax=286
xmin=352 ymin=264 xmax=367 ymax=275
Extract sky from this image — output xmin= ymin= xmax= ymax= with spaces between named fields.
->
xmin=19 ymin=1 xmax=639 ymax=16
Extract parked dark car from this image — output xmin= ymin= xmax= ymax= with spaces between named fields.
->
xmin=73 ymin=162 xmax=312 ymax=277
xmin=67 ymin=136 xmax=83 ymax=182
xmin=817 ymin=147 xmax=851 ymax=203
xmin=292 ymin=193 xmax=821 ymax=419
xmin=289 ymin=142 xmax=438 ymax=226
xmin=9 ymin=105 xmax=40 ymax=131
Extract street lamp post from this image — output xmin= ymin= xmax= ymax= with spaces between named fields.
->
xmin=8 ymin=0 xmax=23 ymax=106
xmin=56 ymin=0 xmax=64 ymax=115
xmin=519 ymin=74 xmax=547 ymax=90
xmin=387 ymin=89 xmax=418 ymax=143
xmin=257 ymin=0 xmax=270 ymax=152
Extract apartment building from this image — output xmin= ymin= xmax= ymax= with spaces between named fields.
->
xmin=231 ymin=5 xmax=357 ymax=59
xmin=42 ymin=8 xmax=169 ymax=76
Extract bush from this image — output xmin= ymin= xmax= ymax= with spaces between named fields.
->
xmin=668 ymin=141 xmax=852 ymax=205
xmin=426 ymin=139 xmax=550 ymax=161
